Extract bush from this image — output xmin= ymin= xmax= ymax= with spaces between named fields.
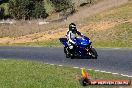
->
xmin=0 ymin=0 xmax=9 ymax=5
xmin=0 ymin=7 xmax=4 ymax=19
xmin=9 ymin=0 xmax=29 ymax=19
xmin=9 ymin=0 xmax=48 ymax=20
xmin=32 ymin=1 xmax=48 ymax=18
xmin=50 ymin=0 xmax=75 ymax=12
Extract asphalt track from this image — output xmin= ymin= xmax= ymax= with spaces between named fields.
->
xmin=0 ymin=46 xmax=132 ymax=76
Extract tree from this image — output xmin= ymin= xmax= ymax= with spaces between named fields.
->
xmin=0 ymin=7 xmax=4 ymax=19
xmin=9 ymin=0 xmax=48 ymax=20
xmin=32 ymin=1 xmax=48 ymax=19
xmin=9 ymin=0 xmax=30 ymax=19
xmin=0 ymin=0 xmax=9 ymax=5
xmin=0 ymin=0 xmax=9 ymax=19
xmin=50 ymin=0 xmax=75 ymax=12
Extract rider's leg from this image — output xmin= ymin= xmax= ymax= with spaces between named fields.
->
xmin=68 ymin=41 xmax=75 ymax=55
xmin=69 ymin=45 xmax=74 ymax=54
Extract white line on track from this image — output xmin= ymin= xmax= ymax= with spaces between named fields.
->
xmin=127 ymin=76 xmax=132 ymax=78
xmin=120 ymin=74 xmax=131 ymax=77
xmin=95 ymin=70 xmax=100 ymax=72
xmin=112 ymin=73 xmax=119 ymax=75
xmin=44 ymin=63 xmax=132 ymax=78
xmin=73 ymin=67 xmax=79 ymax=69
xmin=80 ymin=68 xmax=84 ymax=69
xmin=104 ymin=71 xmax=112 ymax=74
xmin=58 ymin=65 xmax=63 ymax=66
xmin=50 ymin=64 xmax=54 ymax=66
xmin=100 ymin=70 xmax=107 ymax=73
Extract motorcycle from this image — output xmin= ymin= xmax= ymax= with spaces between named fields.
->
xmin=59 ymin=36 xmax=98 ymax=59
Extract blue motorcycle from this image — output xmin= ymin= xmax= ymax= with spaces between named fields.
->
xmin=59 ymin=36 xmax=98 ymax=59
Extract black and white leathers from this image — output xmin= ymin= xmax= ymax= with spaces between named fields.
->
xmin=66 ymin=30 xmax=83 ymax=49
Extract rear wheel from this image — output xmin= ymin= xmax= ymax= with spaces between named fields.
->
xmin=90 ymin=48 xmax=98 ymax=59
xmin=64 ymin=47 xmax=70 ymax=58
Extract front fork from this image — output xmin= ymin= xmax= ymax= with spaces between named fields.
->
xmin=86 ymin=45 xmax=92 ymax=55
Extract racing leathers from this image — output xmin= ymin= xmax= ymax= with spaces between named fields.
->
xmin=66 ymin=30 xmax=83 ymax=55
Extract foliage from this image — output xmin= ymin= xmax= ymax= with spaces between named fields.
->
xmin=32 ymin=1 xmax=48 ymax=19
xmin=0 ymin=7 xmax=4 ymax=19
xmin=8 ymin=0 xmax=48 ymax=20
xmin=50 ymin=0 xmax=75 ymax=12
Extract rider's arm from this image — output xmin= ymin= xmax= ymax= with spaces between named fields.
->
xmin=66 ymin=30 xmax=68 ymax=37
xmin=76 ymin=31 xmax=84 ymax=37
xmin=67 ymin=31 xmax=76 ymax=44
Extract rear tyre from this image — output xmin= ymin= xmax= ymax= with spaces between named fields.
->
xmin=64 ymin=47 xmax=70 ymax=58
xmin=90 ymin=48 xmax=98 ymax=59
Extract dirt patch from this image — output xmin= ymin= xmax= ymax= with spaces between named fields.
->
xmin=0 ymin=0 xmax=128 ymax=38
xmin=67 ymin=0 xmax=128 ymax=23
xmin=0 ymin=20 xmax=129 ymax=44
xmin=0 ymin=28 xmax=67 ymax=44
xmin=0 ymin=0 xmax=130 ymax=46
xmin=81 ymin=18 xmax=132 ymax=31
xmin=80 ymin=21 xmax=118 ymax=31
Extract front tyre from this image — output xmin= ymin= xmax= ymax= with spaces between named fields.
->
xmin=90 ymin=48 xmax=98 ymax=59
xmin=64 ymin=47 xmax=70 ymax=58
xmin=70 ymin=54 xmax=75 ymax=59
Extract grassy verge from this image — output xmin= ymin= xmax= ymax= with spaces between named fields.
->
xmin=82 ymin=2 xmax=132 ymax=23
xmin=0 ymin=59 xmax=131 ymax=88
xmin=0 ymin=0 xmax=102 ymax=38
xmin=13 ymin=39 xmax=61 ymax=47
xmin=18 ymin=2 xmax=132 ymax=48
xmin=0 ymin=2 xmax=132 ymax=48
xmin=89 ymin=22 xmax=132 ymax=48
xmin=12 ymin=22 xmax=132 ymax=48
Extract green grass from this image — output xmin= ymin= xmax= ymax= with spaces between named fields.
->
xmin=89 ymin=22 xmax=132 ymax=48
xmin=0 ymin=3 xmax=9 ymax=15
xmin=84 ymin=2 xmax=132 ymax=23
xmin=12 ymin=39 xmax=62 ymax=47
xmin=0 ymin=59 xmax=131 ymax=88
xmin=44 ymin=0 xmax=54 ymax=14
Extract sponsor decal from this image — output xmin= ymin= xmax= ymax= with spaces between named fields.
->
xmin=79 ymin=68 xmax=131 ymax=86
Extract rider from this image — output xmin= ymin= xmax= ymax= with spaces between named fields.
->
xmin=66 ymin=23 xmax=84 ymax=55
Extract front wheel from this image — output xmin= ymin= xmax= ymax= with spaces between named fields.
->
xmin=64 ymin=47 xmax=70 ymax=58
xmin=90 ymin=48 xmax=98 ymax=59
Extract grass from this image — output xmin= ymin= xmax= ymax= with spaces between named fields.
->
xmin=19 ymin=2 xmax=132 ymax=48
xmin=44 ymin=0 xmax=54 ymax=14
xmin=83 ymin=2 xmax=132 ymax=23
xmin=0 ymin=0 xmax=102 ymax=38
xmin=88 ymin=22 xmax=132 ymax=48
xmin=0 ymin=2 xmax=132 ymax=48
xmin=0 ymin=59 xmax=131 ymax=88
xmin=13 ymin=39 xmax=61 ymax=47
xmin=12 ymin=22 xmax=132 ymax=48
xmin=0 ymin=21 xmax=66 ymax=38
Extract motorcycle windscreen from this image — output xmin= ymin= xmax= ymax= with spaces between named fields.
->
xmin=76 ymin=38 xmax=91 ymax=46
